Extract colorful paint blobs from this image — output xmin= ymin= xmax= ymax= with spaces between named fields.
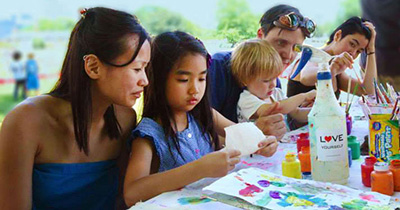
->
xmin=257 ymin=180 xmax=270 ymax=187
xmin=177 ymin=197 xmax=212 ymax=205
xmin=341 ymin=199 xmax=368 ymax=209
xmin=261 ymin=174 xmax=282 ymax=182
xmin=359 ymin=193 xmax=379 ymax=202
xmin=234 ymin=176 xmax=244 ymax=182
xmin=255 ymin=194 xmax=272 ymax=206
xmin=328 ymin=205 xmax=345 ymax=210
xmin=269 ymin=191 xmax=281 ymax=199
xmin=277 ymin=192 xmax=328 ymax=208
xmin=270 ymin=181 xmax=286 ymax=187
xmin=241 ymin=160 xmax=274 ymax=170
xmin=239 ymin=183 xmax=263 ymax=197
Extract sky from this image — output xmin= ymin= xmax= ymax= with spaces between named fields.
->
xmin=0 ymin=0 xmax=342 ymax=29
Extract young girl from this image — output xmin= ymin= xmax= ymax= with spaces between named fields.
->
xmin=0 ymin=7 xmax=150 ymax=209
xmin=232 ymin=39 xmax=315 ymax=128
xmin=123 ymin=31 xmax=277 ymax=206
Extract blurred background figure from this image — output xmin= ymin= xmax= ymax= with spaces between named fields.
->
xmin=25 ymin=53 xmax=40 ymax=96
xmin=361 ymin=0 xmax=400 ymax=90
xmin=10 ymin=51 xmax=26 ymax=100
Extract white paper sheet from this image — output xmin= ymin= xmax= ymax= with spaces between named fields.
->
xmin=225 ymin=123 xmax=266 ymax=157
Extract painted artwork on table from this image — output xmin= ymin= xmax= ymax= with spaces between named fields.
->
xmin=203 ymin=168 xmax=391 ymax=210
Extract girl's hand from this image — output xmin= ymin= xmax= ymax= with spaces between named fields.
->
xmin=304 ymin=90 xmax=316 ymax=101
xmin=199 ymin=149 xmax=241 ymax=178
xmin=330 ymin=52 xmax=354 ymax=76
xmin=363 ymin=21 xmax=376 ymax=53
xmin=253 ymin=136 xmax=278 ymax=157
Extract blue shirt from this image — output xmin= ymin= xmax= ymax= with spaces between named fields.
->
xmin=130 ymin=114 xmax=213 ymax=172
xmin=209 ymin=51 xmax=281 ymax=123
xmin=32 ymin=160 xmax=119 ymax=210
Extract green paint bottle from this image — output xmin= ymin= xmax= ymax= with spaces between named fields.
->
xmin=348 ymin=135 xmax=360 ymax=160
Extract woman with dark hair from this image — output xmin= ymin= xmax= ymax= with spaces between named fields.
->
xmin=123 ymin=31 xmax=277 ymax=206
xmin=0 ymin=7 xmax=150 ymax=209
xmin=286 ymin=17 xmax=377 ymax=129
xmin=287 ymin=17 xmax=377 ymax=98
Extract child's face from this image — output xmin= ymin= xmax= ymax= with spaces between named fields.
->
xmin=247 ymin=75 xmax=277 ymax=100
xmin=166 ymin=53 xmax=207 ymax=115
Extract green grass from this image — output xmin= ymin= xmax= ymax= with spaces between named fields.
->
xmin=0 ymin=78 xmax=58 ymax=123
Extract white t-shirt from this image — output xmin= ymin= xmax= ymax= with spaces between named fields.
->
xmin=237 ymin=88 xmax=287 ymax=123
xmin=10 ymin=61 xmax=26 ymax=80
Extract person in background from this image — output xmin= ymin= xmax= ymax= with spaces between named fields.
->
xmin=287 ymin=17 xmax=377 ymax=129
xmin=232 ymin=39 xmax=315 ymax=128
xmin=10 ymin=51 xmax=26 ymax=100
xmin=361 ymin=0 xmax=400 ymax=90
xmin=25 ymin=53 xmax=40 ymax=96
xmin=0 ymin=7 xmax=150 ymax=209
xmin=209 ymin=4 xmax=316 ymax=140
xmin=124 ymin=31 xmax=278 ymax=206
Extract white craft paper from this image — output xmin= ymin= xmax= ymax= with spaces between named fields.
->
xmin=225 ymin=123 xmax=265 ymax=157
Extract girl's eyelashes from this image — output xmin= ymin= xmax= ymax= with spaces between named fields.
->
xmin=177 ymin=78 xmax=188 ymax=82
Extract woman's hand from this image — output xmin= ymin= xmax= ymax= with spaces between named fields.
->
xmin=363 ymin=21 xmax=376 ymax=53
xmin=253 ymin=136 xmax=278 ymax=157
xmin=198 ymin=149 xmax=241 ymax=178
xmin=330 ymin=52 xmax=354 ymax=76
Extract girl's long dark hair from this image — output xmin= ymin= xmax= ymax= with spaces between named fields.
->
xmin=143 ymin=31 xmax=219 ymax=161
xmin=50 ymin=7 xmax=149 ymax=155
xmin=327 ymin=16 xmax=371 ymax=44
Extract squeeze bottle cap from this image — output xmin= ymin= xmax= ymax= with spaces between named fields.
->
xmin=374 ymin=162 xmax=389 ymax=171
xmin=285 ymin=152 xmax=296 ymax=162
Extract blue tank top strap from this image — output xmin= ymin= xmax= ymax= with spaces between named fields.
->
xmin=32 ymin=159 xmax=118 ymax=210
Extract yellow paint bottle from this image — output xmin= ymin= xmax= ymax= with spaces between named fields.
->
xmin=282 ymin=152 xmax=302 ymax=179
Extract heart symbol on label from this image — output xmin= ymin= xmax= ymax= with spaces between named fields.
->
xmin=324 ymin=136 xmax=332 ymax=142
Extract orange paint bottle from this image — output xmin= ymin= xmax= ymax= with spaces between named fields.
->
xmin=298 ymin=146 xmax=311 ymax=173
xmin=389 ymin=160 xmax=400 ymax=191
xmin=371 ymin=162 xmax=394 ymax=196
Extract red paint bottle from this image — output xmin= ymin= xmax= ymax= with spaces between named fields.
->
xmin=361 ymin=156 xmax=377 ymax=187
xmin=298 ymin=146 xmax=311 ymax=173
xmin=296 ymin=132 xmax=309 ymax=153
xmin=389 ymin=160 xmax=400 ymax=191
xmin=371 ymin=162 xmax=394 ymax=196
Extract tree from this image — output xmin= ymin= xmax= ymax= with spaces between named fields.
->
xmin=135 ymin=6 xmax=202 ymax=36
xmin=216 ymin=0 xmax=258 ymax=46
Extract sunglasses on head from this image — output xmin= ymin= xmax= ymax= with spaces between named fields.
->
xmin=273 ymin=12 xmax=316 ymax=38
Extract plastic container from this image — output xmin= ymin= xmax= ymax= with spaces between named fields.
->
xmin=348 ymin=148 xmax=352 ymax=167
xmin=347 ymin=135 xmax=360 ymax=160
xmin=371 ymin=162 xmax=394 ymax=196
xmin=282 ymin=152 xmax=302 ymax=179
xmin=296 ymin=133 xmax=310 ymax=153
xmin=346 ymin=114 xmax=352 ymax=135
xmin=308 ymin=71 xmax=349 ymax=184
xmin=298 ymin=146 xmax=311 ymax=172
xmin=389 ymin=160 xmax=400 ymax=191
xmin=361 ymin=156 xmax=377 ymax=187
xmin=302 ymin=172 xmax=312 ymax=180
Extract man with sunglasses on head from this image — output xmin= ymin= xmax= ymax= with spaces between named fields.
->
xmin=209 ymin=4 xmax=315 ymax=140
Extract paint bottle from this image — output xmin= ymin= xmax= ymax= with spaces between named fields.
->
xmin=296 ymin=133 xmax=310 ymax=153
xmin=348 ymin=148 xmax=352 ymax=167
xmin=308 ymin=71 xmax=349 ymax=184
xmin=298 ymin=146 xmax=311 ymax=173
xmin=347 ymin=135 xmax=360 ymax=160
xmin=361 ymin=156 xmax=377 ymax=187
xmin=389 ymin=160 xmax=400 ymax=191
xmin=371 ymin=162 xmax=394 ymax=196
xmin=302 ymin=172 xmax=312 ymax=180
xmin=282 ymin=152 xmax=302 ymax=179
xmin=346 ymin=114 xmax=352 ymax=135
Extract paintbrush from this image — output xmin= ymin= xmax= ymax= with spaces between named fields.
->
xmin=345 ymin=78 xmax=351 ymax=112
xmin=379 ymin=83 xmax=392 ymax=104
xmin=391 ymin=97 xmax=399 ymax=120
xmin=346 ymin=83 xmax=359 ymax=114
xmin=350 ymin=67 xmax=367 ymax=93
xmin=373 ymin=79 xmax=380 ymax=103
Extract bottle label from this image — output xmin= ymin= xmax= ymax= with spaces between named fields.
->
xmin=316 ymin=128 xmax=347 ymax=161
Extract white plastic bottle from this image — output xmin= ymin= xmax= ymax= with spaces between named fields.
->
xmin=308 ymin=63 xmax=349 ymax=184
